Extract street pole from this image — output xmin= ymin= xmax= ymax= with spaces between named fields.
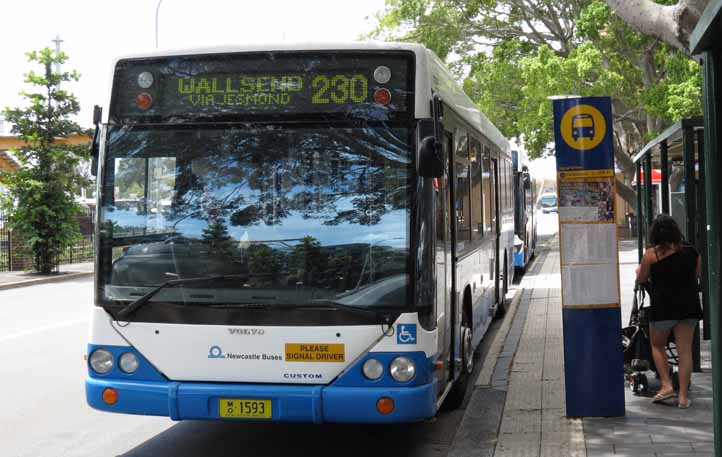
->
xmin=155 ymin=0 xmax=163 ymax=49
xmin=51 ymin=33 xmax=63 ymax=74
xmin=701 ymin=49 xmax=722 ymax=457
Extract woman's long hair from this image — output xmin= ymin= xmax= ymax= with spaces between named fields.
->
xmin=648 ymin=214 xmax=683 ymax=248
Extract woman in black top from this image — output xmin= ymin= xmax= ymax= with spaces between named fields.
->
xmin=636 ymin=215 xmax=702 ymax=409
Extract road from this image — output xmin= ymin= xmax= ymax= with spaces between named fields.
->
xmin=0 ymin=277 xmax=504 ymax=457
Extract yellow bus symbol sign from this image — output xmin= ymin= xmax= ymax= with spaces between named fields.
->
xmin=560 ymin=105 xmax=606 ymax=150
xmin=571 ymin=114 xmax=594 ymax=140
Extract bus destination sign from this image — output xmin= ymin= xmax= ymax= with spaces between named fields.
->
xmin=110 ymin=52 xmax=413 ymax=120
xmin=168 ymin=73 xmax=369 ymax=111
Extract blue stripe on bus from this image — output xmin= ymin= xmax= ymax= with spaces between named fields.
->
xmin=85 ymin=350 xmax=438 ymax=423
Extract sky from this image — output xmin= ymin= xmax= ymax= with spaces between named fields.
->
xmin=0 ymin=0 xmax=387 ymax=131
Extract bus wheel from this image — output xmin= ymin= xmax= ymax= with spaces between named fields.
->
xmin=443 ymin=311 xmax=473 ymax=410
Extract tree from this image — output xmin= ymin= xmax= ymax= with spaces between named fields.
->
xmin=605 ymin=0 xmax=710 ymax=53
xmin=0 ymin=49 xmax=88 ymax=274
xmin=372 ymin=0 xmax=703 ymax=205
xmin=201 ymin=220 xmax=235 ymax=255
xmin=371 ymin=0 xmax=587 ymax=61
xmin=289 ymin=236 xmax=326 ymax=285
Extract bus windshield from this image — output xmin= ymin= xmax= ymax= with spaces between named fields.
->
xmin=540 ymin=195 xmax=557 ymax=207
xmin=98 ymin=124 xmax=412 ymax=310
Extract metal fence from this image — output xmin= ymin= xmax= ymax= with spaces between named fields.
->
xmin=0 ymin=215 xmax=9 ymax=272
xmin=0 ymin=214 xmax=94 ymax=272
xmin=55 ymin=234 xmax=94 ymax=266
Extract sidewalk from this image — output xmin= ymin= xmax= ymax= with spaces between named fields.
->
xmin=584 ymin=240 xmax=714 ymax=456
xmin=0 ymin=261 xmax=93 ymax=290
xmin=492 ymin=242 xmax=587 ymax=457
xmin=452 ymin=236 xmax=715 ymax=457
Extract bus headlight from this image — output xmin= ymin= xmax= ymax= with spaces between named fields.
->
xmin=362 ymin=358 xmax=384 ymax=380
xmin=119 ymin=352 xmax=139 ymax=374
xmin=390 ymin=356 xmax=416 ymax=382
xmin=89 ymin=349 xmax=113 ymax=374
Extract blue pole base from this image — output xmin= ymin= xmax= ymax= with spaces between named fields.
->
xmin=563 ymin=307 xmax=626 ymax=417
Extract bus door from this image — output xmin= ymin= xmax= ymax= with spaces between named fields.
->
xmin=481 ymin=147 xmax=497 ymax=305
xmin=435 ymin=131 xmax=454 ymax=386
xmin=491 ymin=158 xmax=501 ymax=304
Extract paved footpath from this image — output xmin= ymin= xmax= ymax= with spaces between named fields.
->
xmin=583 ymin=241 xmax=714 ymax=457
xmin=0 ymin=261 xmax=93 ymax=290
xmin=492 ymin=243 xmax=586 ymax=457
xmin=452 ymin=237 xmax=715 ymax=457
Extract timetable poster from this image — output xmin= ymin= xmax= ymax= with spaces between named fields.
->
xmin=552 ymin=97 xmax=620 ymax=309
xmin=558 ymin=172 xmax=615 ymax=223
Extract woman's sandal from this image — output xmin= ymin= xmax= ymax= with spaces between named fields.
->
xmin=652 ymin=390 xmax=677 ymax=403
xmin=678 ymin=399 xmax=692 ymax=409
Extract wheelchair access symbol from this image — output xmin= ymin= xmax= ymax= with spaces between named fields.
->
xmin=397 ymin=324 xmax=417 ymax=344
xmin=559 ymin=104 xmax=606 ymax=151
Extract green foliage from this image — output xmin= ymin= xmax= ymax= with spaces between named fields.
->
xmin=201 ymin=220 xmax=235 ymax=255
xmin=372 ymin=0 xmax=703 ymax=159
xmin=0 ymin=48 xmax=89 ymax=274
xmin=289 ymin=236 xmax=327 ymax=285
xmin=247 ymin=244 xmax=282 ymax=284
xmin=643 ymin=50 xmax=702 ymax=123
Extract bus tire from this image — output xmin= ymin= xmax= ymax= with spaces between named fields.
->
xmin=443 ymin=310 xmax=473 ymax=410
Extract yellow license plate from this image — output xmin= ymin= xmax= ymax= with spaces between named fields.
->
xmin=219 ymin=398 xmax=272 ymax=419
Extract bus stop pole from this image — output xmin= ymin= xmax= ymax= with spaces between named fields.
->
xmin=683 ymin=128 xmax=702 ymax=372
xmin=698 ymin=129 xmax=711 ymax=341
xmin=701 ymin=49 xmax=722 ymax=457
xmin=636 ymin=162 xmax=644 ymax=262
xmin=660 ymin=140 xmax=669 ymax=214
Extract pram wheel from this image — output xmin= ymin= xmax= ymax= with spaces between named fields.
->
xmin=629 ymin=372 xmax=649 ymax=394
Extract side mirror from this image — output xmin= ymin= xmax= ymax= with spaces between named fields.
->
xmin=418 ymin=136 xmax=444 ymax=178
xmin=90 ymin=105 xmax=102 ymax=177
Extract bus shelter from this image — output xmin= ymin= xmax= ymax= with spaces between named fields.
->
xmin=691 ymin=1 xmax=722 ymax=455
xmin=631 ymin=118 xmax=707 ymax=371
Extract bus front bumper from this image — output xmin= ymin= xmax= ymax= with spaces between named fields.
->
xmin=85 ymin=377 xmax=437 ymax=423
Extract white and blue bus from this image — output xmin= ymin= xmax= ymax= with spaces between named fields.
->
xmin=512 ymin=150 xmax=537 ymax=271
xmin=86 ymin=42 xmax=515 ymax=423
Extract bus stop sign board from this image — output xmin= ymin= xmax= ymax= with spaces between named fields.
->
xmin=552 ymin=96 xmax=625 ymax=417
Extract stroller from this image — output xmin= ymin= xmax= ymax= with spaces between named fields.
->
xmin=622 ymin=283 xmax=680 ymax=394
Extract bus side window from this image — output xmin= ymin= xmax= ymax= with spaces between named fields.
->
xmin=510 ymin=162 xmax=514 ymax=208
xmin=454 ymin=129 xmax=471 ymax=249
xmin=499 ymin=159 xmax=505 ymax=211
xmin=505 ymin=160 xmax=511 ymax=209
xmin=482 ymin=146 xmax=493 ymax=234
xmin=505 ymin=160 xmax=509 ymax=209
xmin=470 ymin=139 xmax=483 ymax=241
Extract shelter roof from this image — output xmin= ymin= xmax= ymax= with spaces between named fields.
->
xmin=631 ymin=118 xmax=703 ymax=165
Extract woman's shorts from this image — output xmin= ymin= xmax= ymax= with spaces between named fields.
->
xmin=649 ymin=319 xmax=699 ymax=332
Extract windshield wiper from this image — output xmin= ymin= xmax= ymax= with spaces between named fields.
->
xmin=287 ymin=300 xmax=400 ymax=323
xmin=115 ymin=274 xmax=247 ymax=320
